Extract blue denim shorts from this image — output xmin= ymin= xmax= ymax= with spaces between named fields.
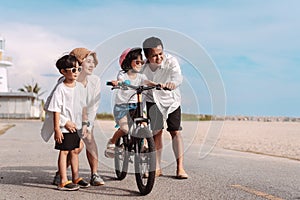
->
xmin=113 ymin=103 xmax=137 ymax=126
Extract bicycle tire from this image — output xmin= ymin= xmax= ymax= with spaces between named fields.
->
xmin=114 ymin=136 xmax=129 ymax=180
xmin=134 ymin=127 xmax=156 ymax=195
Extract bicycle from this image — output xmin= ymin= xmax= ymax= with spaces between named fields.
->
xmin=106 ymin=80 xmax=168 ymax=195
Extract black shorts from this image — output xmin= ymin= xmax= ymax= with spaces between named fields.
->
xmin=55 ymin=131 xmax=80 ymax=151
xmin=146 ymin=102 xmax=182 ymax=132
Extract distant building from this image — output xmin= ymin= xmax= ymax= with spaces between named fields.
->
xmin=0 ymin=92 xmax=42 ymax=118
xmin=0 ymin=36 xmax=42 ymax=119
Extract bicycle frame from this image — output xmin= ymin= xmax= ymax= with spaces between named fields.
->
xmin=107 ymin=81 xmax=162 ymax=195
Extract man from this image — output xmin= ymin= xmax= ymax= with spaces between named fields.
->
xmin=142 ymin=37 xmax=188 ymax=179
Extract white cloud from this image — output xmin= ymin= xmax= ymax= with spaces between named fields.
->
xmin=1 ymin=22 xmax=83 ymax=98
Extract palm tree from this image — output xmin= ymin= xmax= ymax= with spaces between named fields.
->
xmin=18 ymin=82 xmax=46 ymax=103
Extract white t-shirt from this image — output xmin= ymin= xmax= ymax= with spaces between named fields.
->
xmin=114 ymin=70 xmax=147 ymax=105
xmin=85 ymin=75 xmax=101 ymax=129
xmin=47 ymin=81 xmax=87 ymax=133
xmin=142 ymin=53 xmax=182 ymax=119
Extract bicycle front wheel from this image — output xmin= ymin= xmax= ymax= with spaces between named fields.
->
xmin=134 ymin=127 xmax=156 ymax=195
xmin=115 ymin=136 xmax=129 ymax=180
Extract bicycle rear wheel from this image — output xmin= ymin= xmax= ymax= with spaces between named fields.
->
xmin=134 ymin=127 xmax=156 ymax=195
xmin=115 ymin=136 xmax=129 ymax=180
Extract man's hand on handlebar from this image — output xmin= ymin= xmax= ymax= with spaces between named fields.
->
xmin=161 ymin=82 xmax=176 ymax=90
xmin=144 ymin=80 xmax=174 ymax=90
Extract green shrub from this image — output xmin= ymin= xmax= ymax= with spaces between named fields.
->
xmin=96 ymin=113 xmax=114 ymax=120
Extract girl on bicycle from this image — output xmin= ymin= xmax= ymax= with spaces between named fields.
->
xmin=104 ymin=47 xmax=149 ymax=158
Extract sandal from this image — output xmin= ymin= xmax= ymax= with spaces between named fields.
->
xmin=104 ymin=139 xmax=115 ymax=158
xmin=74 ymin=177 xmax=90 ymax=188
xmin=57 ymin=180 xmax=80 ymax=191
xmin=155 ymin=169 xmax=163 ymax=177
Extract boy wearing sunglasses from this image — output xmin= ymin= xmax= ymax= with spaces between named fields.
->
xmin=42 ymin=48 xmax=105 ymax=186
xmin=47 ymin=55 xmax=90 ymax=191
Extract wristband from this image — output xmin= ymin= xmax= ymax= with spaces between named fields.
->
xmin=82 ymin=121 xmax=90 ymax=127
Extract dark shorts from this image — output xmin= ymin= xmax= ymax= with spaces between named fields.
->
xmin=146 ymin=102 xmax=182 ymax=132
xmin=55 ymin=131 xmax=80 ymax=151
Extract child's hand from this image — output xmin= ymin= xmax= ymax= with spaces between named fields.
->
xmin=54 ymin=130 xmax=64 ymax=144
xmin=111 ymin=80 xmax=119 ymax=86
xmin=64 ymin=121 xmax=77 ymax=133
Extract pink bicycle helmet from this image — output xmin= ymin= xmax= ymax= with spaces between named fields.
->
xmin=119 ymin=47 xmax=143 ymax=72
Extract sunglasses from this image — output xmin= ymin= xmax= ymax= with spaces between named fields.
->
xmin=65 ymin=67 xmax=82 ymax=73
xmin=133 ymin=60 xmax=145 ymax=65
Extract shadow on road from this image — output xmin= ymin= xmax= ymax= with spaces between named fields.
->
xmin=0 ymin=166 xmax=142 ymax=197
xmin=0 ymin=166 xmax=56 ymax=185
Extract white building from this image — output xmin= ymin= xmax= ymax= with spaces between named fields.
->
xmin=0 ymin=36 xmax=12 ymax=92
xmin=0 ymin=36 xmax=42 ymax=119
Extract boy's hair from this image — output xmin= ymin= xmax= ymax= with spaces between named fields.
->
xmin=120 ymin=48 xmax=143 ymax=72
xmin=142 ymin=37 xmax=164 ymax=58
xmin=56 ymin=55 xmax=78 ymax=72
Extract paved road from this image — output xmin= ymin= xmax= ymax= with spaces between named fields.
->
xmin=0 ymin=120 xmax=299 ymax=200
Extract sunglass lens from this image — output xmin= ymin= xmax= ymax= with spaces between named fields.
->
xmin=71 ymin=68 xmax=76 ymax=73
xmin=78 ymin=67 xmax=82 ymax=72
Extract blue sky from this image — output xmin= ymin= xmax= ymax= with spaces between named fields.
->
xmin=0 ymin=0 xmax=299 ymax=117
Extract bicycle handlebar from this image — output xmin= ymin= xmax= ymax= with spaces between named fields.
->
xmin=106 ymin=80 xmax=171 ymax=91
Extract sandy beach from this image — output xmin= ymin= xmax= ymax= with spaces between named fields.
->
xmin=98 ymin=120 xmax=300 ymax=161
xmin=216 ymin=121 xmax=300 ymax=161
xmin=1 ymin=120 xmax=299 ymax=161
